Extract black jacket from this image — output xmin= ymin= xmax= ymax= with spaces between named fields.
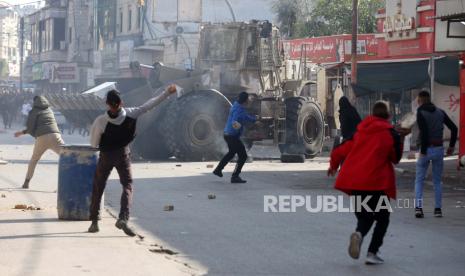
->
xmin=417 ymin=103 xmax=458 ymax=154
xmin=339 ymin=96 xmax=362 ymax=140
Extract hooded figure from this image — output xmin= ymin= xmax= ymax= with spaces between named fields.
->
xmin=25 ymin=96 xmax=61 ymax=137
xmin=339 ymin=96 xmax=362 ymax=140
xmin=15 ymin=95 xmax=64 ymax=189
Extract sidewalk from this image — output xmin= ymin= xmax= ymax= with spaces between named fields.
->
xmin=0 ymin=130 xmax=201 ymax=276
xmin=396 ymin=155 xmax=465 ymax=188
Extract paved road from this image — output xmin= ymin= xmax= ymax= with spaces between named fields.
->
xmin=104 ymin=159 xmax=465 ymax=276
xmin=2 ymin=128 xmax=464 ymax=275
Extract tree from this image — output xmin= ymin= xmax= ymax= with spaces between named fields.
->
xmin=273 ymin=0 xmax=383 ymax=38
xmin=272 ymin=0 xmax=312 ymax=38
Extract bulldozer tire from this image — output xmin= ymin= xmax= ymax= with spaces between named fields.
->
xmin=163 ymin=91 xmax=231 ymax=161
xmin=131 ymin=103 xmax=173 ymax=160
xmin=279 ymin=97 xmax=324 ymax=162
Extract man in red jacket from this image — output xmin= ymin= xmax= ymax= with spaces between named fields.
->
xmin=328 ymin=101 xmax=406 ymax=265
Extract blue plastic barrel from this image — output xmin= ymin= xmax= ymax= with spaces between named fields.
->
xmin=57 ymin=145 xmax=99 ymax=220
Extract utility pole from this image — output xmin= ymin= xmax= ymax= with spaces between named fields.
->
xmin=351 ymin=0 xmax=358 ymax=85
xmin=19 ymin=16 xmax=24 ymax=93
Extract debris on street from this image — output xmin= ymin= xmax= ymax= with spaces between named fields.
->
xmin=164 ymin=205 xmax=174 ymax=211
xmin=14 ymin=204 xmax=41 ymax=210
xmin=208 ymin=194 xmax=216 ymax=200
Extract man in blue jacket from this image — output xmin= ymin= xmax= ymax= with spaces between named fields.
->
xmin=213 ymin=92 xmax=257 ymax=183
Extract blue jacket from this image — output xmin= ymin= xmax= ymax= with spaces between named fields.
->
xmin=224 ymin=101 xmax=256 ymax=137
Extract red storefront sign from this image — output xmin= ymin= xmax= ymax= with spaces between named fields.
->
xmin=283 ymin=34 xmax=380 ymax=63
xmin=283 ymin=1 xmax=436 ymax=63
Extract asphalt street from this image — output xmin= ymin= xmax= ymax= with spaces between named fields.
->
xmin=105 ymin=150 xmax=465 ymax=276
xmin=1 ymin=130 xmax=465 ymax=276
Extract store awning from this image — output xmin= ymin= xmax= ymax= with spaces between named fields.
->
xmin=352 ymin=57 xmax=460 ymax=97
xmin=435 ymin=0 xmax=465 ymax=20
xmin=352 ymin=60 xmax=430 ymax=96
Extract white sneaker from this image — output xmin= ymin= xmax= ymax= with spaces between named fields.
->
xmin=365 ymin=252 xmax=384 ymax=265
xmin=348 ymin=232 xmax=363 ymax=259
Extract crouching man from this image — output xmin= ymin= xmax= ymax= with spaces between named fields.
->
xmin=88 ymin=85 xmax=177 ymax=236
xmin=328 ymin=101 xmax=408 ymax=265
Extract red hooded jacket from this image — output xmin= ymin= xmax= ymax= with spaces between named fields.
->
xmin=330 ymin=116 xmax=403 ymax=199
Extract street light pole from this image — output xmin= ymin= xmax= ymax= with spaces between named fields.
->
xmin=351 ymin=0 xmax=358 ymax=85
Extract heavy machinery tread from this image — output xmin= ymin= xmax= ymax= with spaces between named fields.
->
xmin=279 ymin=97 xmax=324 ymax=162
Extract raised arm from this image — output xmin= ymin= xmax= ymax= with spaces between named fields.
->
xmin=126 ymin=85 xmax=177 ymax=119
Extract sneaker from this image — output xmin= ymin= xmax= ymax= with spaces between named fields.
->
xmin=434 ymin=208 xmax=443 ymax=218
xmin=115 ymin=219 xmax=136 ymax=237
xmin=348 ymin=232 xmax=363 ymax=259
xmin=22 ymin=179 xmax=30 ymax=189
xmin=213 ymin=169 xmax=223 ymax=178
xmin=88 ymin=221 xmax=99 ymax=233
xmin=415 ymin=207 xmax=424 ymax=218
xmin=231 ymin=176 xmax=247 ymax=184
xmin=365 ymin=252 xmax=384 ymax=265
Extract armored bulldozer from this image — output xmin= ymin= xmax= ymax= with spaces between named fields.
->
xmin=48 ymin=21 xmax=325 ymax=162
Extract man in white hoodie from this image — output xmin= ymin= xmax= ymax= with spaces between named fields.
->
xmin=88 ymin=85 xmax=176 ymax=236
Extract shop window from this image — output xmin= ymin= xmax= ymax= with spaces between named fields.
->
xmin=54 ymin=18 xmax=66 ymax=50
xmin=447 ymin=19 xmax=465 ymax=38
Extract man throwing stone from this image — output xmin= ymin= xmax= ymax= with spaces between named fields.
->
xmin=88 ymin=85 xmax=177 ymax=236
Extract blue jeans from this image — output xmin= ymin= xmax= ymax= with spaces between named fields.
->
xmin=414 ymin=147 xmax=444 ymax=209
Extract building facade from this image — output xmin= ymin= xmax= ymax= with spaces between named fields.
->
xmin=0 ymin=6 xmax=20 ymax=80
xmin=27 ymin=0 xmax=92 ymax=94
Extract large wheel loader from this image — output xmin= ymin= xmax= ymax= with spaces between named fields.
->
xmin=47 ymin=21 xmax=325 ymax=163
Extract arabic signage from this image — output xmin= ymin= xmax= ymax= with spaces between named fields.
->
xmin=383 ymin=0 xmax=418 ymax=41
xmin=50 ymin=63 xmax=79 ymax=84
xmin=32 ymin=62 xmax=79 ymax=83
xmin=283 ymin=34 xmax=380 ymax=64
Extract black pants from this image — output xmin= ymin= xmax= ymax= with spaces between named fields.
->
xmin=215 ymin=135 xmax=247 ymax=177
xmin=352 ymin=191 xmax=390 ymax=254
xmin=89 ymin=148 xmax=133 ymax=221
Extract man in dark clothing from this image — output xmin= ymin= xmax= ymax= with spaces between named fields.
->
xmin=339 ymin=96 xmax=362 ymax=141
xmin=213 ymin=92 xmax=257 ymax=183
xmin=414 ymin=91 xmax=458 ymax=218
xmin=88 ymin=85 xmax=176 ymax=236
xmin=329 ymin=101 xmax=406 ymax=265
